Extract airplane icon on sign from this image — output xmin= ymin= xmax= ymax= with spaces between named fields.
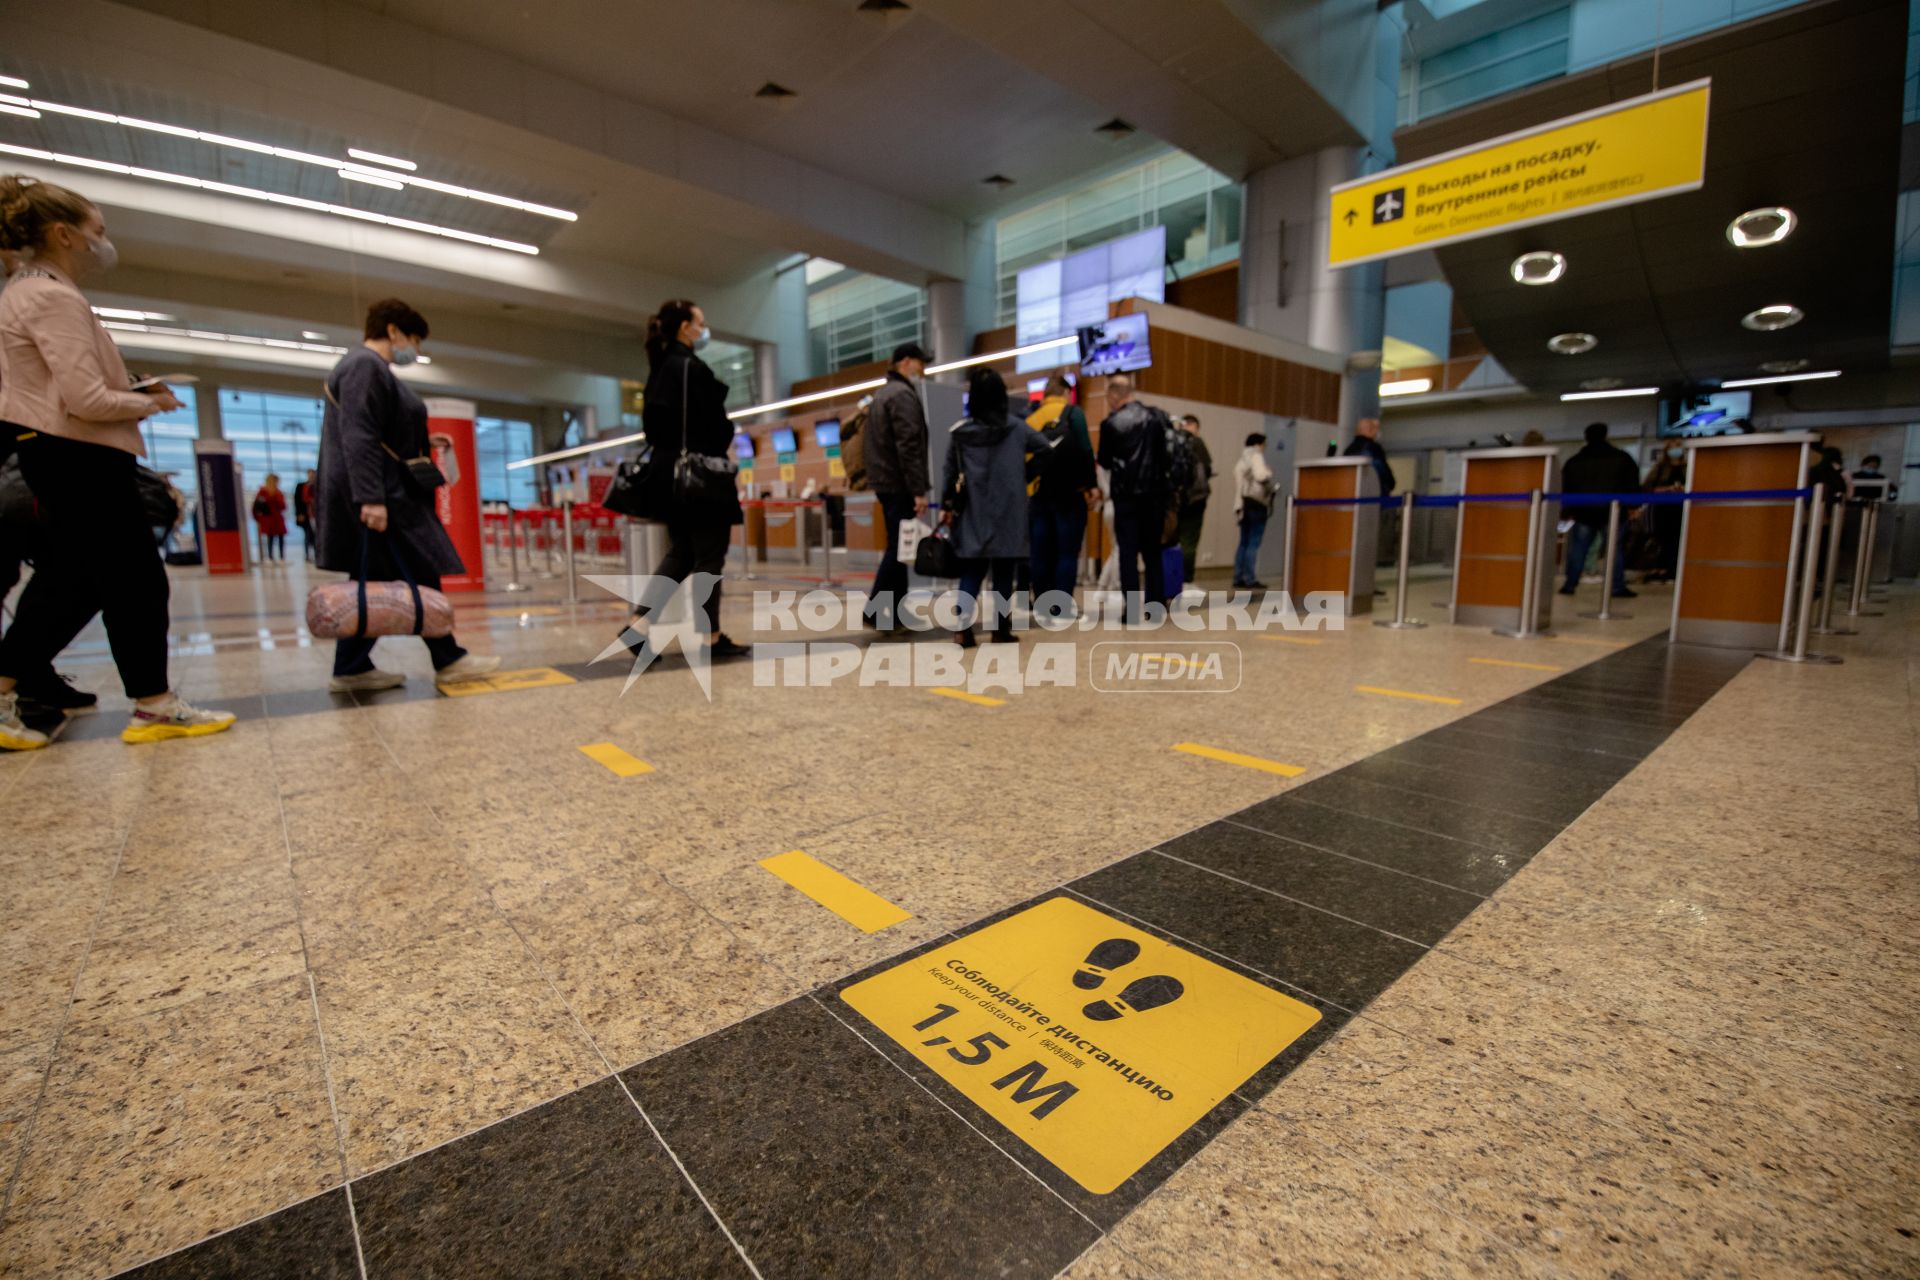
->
xmin=1373 ymin=188 xmax=1405 ymax=224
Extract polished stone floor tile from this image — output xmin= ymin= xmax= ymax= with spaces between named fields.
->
xmin=622 ymin=997 xmax=1100 ymax=1279
xmin=1070 ymin=853 xmax=1428 ymax=1011
xmin=1370 ymin=735 xmax=1626 ymax=801
xmin=311 ymin=920 xmax=605 ymax=1175
xmin=1419 ymin=721 xmax=1644 ymax=768
xmin=1056 ymin=1238 xmax=1170 ymax=1279
xmin=0 ymin=1043 xmax=49 ymax=1189
xmin=1156 ymin=822 xmax=1482 ymax=945
xmin=353 ymin=1076 xmax=749 ymax=1278
xmin=1452 ymin=704 xmax=1675 ymax=756
xmin=1230 ymin=795 xmax=1521 ymax=895
xmin=113 ymin=1189 xmax=360 ymax=1280
xmin=0 ymin=976 xmax=338 ymax=1280
xmin=1283 ymin=776 xmax=1565 ymax=861
xmin=1336 ymin=754 xmax=1598 ymax=825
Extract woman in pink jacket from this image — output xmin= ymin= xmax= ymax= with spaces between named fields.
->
xmin=0 ymin=175 xmax=234 ymax=749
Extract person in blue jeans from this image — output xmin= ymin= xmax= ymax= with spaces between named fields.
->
xmin=1024 ymin=372 xmax=1095 ymax=619
xmin=1558 ymin=421 xmax=1640 ymax=598
xmin=1231 ymin=432 xmax=1275 ymax=588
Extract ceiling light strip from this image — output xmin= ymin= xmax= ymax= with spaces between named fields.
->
xmin=6 ymin=94 xmax=577 ymax=221
xmin=1719 ymin=370 xmax=1840 ymax=388
xmin=1559 ymin=386 xmax=1660 ymax=401
xmin=0 ymin=104 xmax=41 ymax=121
xmin=1379 ymin=377 xmax=1432 ymax=397
xmin=347 ymin=147 xmax=417 ymax=172
xmin=0 ymin=75 xmax=28 ymax=91
xmin=339 ymin=168 xmax=406 ymax=191
xmin=0 ymin=141 xmax=540 ymax=254
xmin=101 ymin=319 xmax=347 ymax=355
xmin=510 ymin=336 xmax=1084 ymax=470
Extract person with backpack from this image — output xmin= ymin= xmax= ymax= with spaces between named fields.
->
xmin=1024 ymin=372 xmax=1095 ymax=615
xmin=1095 ymin=373 xmax=1169 ymax=624
xmin=862 ymin=343 xmax=932 ymax=634
xmin=1173 ymin=414 xmax=1213 ymax=583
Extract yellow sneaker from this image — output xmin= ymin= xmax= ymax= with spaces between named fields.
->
xmin=0 ymin=691 xmax=49 ymax=751
xmin=121 ymin=694 xmax=237 ymax=743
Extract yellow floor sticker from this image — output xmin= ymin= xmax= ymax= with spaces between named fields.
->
xmin=1467 ymin=658 xmax=1563 ymax=672
xmin=927 ymin=688 xmax=1007 ymax=707
xmin=437 ymin=666 xmax=577 ymax=697
xmin=1354 ymin=684 xmax=1463 ymax=706
xmin=1172 ymin=742 xmax=1305 ymax=777
xmin=759 ymin=850 xmax=912 ymax=933
xmin=578 ymin=743 xmax=653 ymax=777
xmin=841 ymin=896 xmax=1321 ymax=1193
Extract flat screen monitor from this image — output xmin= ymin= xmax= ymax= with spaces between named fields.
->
xmin=770 ymin=427 xmax=797 ymax=453
xmin=814 ymin=419 xmax=841 ymax=449
xmin=732 ymin=433 xmax=755 ymax=460
xmin=1079 ymin=314 xmax=1152 ymax=377
xmin=1660 ymin=390 xmax=1752 ymax=436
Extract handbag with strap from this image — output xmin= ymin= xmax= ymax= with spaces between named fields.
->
xmin=601 ymin=448 xmax=658 ymax=519
xmin=671 ymin=359 xmax=738 ymax=505
xmin=322 ymin=377 xmax=445 ymax=497
xmin=913 ymin=526 xmax=961 ymax=578
xmin=304 ymin=529 xmax=454 ymax=639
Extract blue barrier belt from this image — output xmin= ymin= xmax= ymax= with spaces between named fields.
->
xmin=1295 ymin=486 xmax=1811 ymax=509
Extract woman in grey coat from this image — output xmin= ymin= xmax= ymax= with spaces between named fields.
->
xmin=316 ymin=297 xmax=499 ymax=693
xmin=941 ymin=367 xmax=1031 ymax=647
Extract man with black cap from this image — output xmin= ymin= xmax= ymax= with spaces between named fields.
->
xmin=864 ymin=342 xmax=932 ymax=632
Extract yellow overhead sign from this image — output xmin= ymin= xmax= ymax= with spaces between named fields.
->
xmin=1329 ymin=78 xmax=1711 ymax=268
xmin=840 ymin=896 xmax=1321 ymax=1193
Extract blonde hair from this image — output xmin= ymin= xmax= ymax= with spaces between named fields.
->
xmin=0 ymin=175 xmax=95 ymax=252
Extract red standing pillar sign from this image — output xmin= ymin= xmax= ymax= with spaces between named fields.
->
xmin=424 ymin=398 xmax=484 ymax=592
xmin=192 ymin=437 xmax=245 ymax=575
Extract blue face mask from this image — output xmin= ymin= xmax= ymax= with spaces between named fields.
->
xmin=692 ymin=327 xmax=711 ymax=352
xmin=390 ymin=340 xmax=418 ymax=367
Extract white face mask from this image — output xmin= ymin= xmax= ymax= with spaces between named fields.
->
xmin=84 ymin=233 xmax=118 ymax=273
xmin=692 ymin=326 xmax=711 ymax=352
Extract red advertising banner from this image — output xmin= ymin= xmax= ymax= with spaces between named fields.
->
xmin=425 ymin=398 xmax=484 ymax=592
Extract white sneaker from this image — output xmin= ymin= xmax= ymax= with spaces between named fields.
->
xmin=434 ymin=654 xmax=502 ymax=685
xmin=329 ymin=668 xmax=406 ymax=693
xmin=0 ymin=691 xmax=49 ymax=751
xmin=121 ymin=694 xmax=237 ymax=744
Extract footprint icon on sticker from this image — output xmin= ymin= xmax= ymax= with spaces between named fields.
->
xmin=1073 ymin=938 xmax=1141 ymax=990
xmin=1083 ymin=974 xmax=1185 ymax=1022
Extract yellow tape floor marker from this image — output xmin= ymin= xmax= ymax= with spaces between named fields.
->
xmin=1261 ymin=635 xmax=1324 ymax=645
xmin=1468 ymin=657 xmax=1563 ymax=672
xmin=928 ymin=687 xmax=1007 ymax=707
xmin=758 ymin=850 xmax=912 ymax=934
xmin=438 ymin=666 xmax=577 ymax=697
xmin=1355 ymin=684 xmax=1464 ymax=706
xmin=1172 ymin=742 xmax=1306 ymax=777
xmin=578 ymin=743 xmax=654 ymax=777
xmin=842 ymin=896 xmax=1321 ymax=1193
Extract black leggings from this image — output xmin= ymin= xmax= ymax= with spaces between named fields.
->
xmin=636 ymin=515 xmax=730 ymax=636
xmin=0 ymin=431 xmax=170 ymax=699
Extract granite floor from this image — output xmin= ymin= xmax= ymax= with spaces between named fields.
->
xmin=0 ymin=560 xmax=1913 ymax=1278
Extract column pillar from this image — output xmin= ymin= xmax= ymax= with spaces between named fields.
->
xmin=193 ymin=380 xmax=222 ymax=440
xmin=926 ymin=279 xmax=968 ymax=368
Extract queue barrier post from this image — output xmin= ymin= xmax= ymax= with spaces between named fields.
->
xmin=1492 ymin=489 xmax=1546 ymax=640
xmin=1812 ymin=496 xmax=1855 ymax=637
xmin=816 ymin=501 xmax=838 ymax=591
xmin=1845 ymin=500 xmax=1882 ymax=618
xmin=1865 ymin=502 xmax=1891 ymax=595
xmin=1758 ymin=482 xmax=1841 ymax=665
xmin=1373 ymin=491 xmax=1425 ymax=630
xmin=1577 ymin=499 xmax=1632 ymax=621
xmin=561 ymin=500 xmax=578 ymax=604
xmin=1279 ymin=493 xmax=1296 ymax=600
xmin=503 ymin=509 xmax=529 ymax=593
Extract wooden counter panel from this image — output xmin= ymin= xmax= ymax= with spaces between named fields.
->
xmin=1297 ymin=467 xmax=1361 ymax=501
xmin=1293 ymin=550 xmax=1352 ymax=595
xmin=1691 ymin=443 xmax=1803 ymax=492
xmin=1677 ymin=562 xmax=1791 ymax=623
xmin=1682 ymin=503 xmax=1794 ymax=562
xmin=1464 ymin=457 xmax=1547 ymax=493
xmin=1294 ymin=508 xmax=1356 ymax=554
xmin=1456 ymin=555 xmax=1525 ymax=608
xmin=1459 ymin=502 xmax=1530 ymax=554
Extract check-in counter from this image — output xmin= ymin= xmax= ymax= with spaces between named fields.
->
xmin=1284 ymin=457 xmax=1379 ymax=616
xmin=843 ymin=493 xmax=887 ymax=563
xmin=1671 ymin=431 xmax=1814 ymax=650
xmin=1450 ymin=445 xmax=1558 ymax=633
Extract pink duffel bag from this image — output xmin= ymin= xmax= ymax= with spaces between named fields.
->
xmin=305 ymin=531 xmax=454 ymax=638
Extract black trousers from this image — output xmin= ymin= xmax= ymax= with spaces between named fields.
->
xmin=1112 ymin=497 xmax=1167 ymax=623
xmin=0 ymin=432 xmax=170 ymax=699
xmin=637 ymin=514 xmax=730 ymax=635
xmin=867 ymin=491 xmax=918 ymax=627
xmin=331 ymin=535 xmax=467 ymax=676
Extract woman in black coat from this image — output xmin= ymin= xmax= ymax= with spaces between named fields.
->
xmin=942 ymin=367 xmax=1032 ymax=647
xmin=615 ymin=298 xmax=748 ymax=661
xmin=316 ymin=297 xmax=499 ymax=692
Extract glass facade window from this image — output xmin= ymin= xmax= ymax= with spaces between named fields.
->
xmin=138 ymin=385 xmax=201 ymax=504
xmin=475 ymin=417 xmax=540 ymax=508
xmin=1399 ymin=8 xmax=1570 ymax=125
xmin=219 ymin=388 xmax=324 ymax=503
xmin=807 ymin=269 xmax=927 ymax=373
xmin=994 ymin=150 xmax=1242 ymax=325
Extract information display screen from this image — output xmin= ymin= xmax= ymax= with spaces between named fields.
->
xmin=733 ymin=433 xmax=755 ymax=459
xmin=814 ymin=419 xmax=841 ymax=448
xmin=1078 ymin=314 xmax=1152 ymax=377
xmin=771 ymin=427 xmax=798 ymax=453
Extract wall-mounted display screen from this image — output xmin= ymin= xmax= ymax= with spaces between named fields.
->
xmin=1079 ymin=314 xmax=1152 ymax=377
xmin=771 ymin=427 xmax=798 ymax=453
xmin=733 ymin=433 xmax=755 ymax=460
xmin=814 ymin=419 xmax=841 ymax=448
xmin=1659 ymin=390 xmax=1752 ymax=436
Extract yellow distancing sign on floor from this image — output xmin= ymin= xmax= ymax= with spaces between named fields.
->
xmin=438 ymin=666 xmax=577 ymax=697
xmin=841 ymin=896 xmax=1321 ymax=1193
xmin=1328 ymin=79 xmax=1710 ymax=267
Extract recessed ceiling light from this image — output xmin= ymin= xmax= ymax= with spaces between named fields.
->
xmin=1719 ymin=370 xmax=1839 ymax=388
xmin=1510 ymin=251 xmax=1566 ymax=285
xmin=1095 ymin=118 xmax=1136 ymax=139
xmin=1547 ymin=332 xmax=1597 ymax=354
xmin=1379 ymin=377 xmax=1433 ymax=397
xmin=1742 ymin=304 xmax=1803 ymax=331
xmin=1579 ymin=377 xmax=1624 ymax=391
xmin=754 ymin=82 xmax=798 ymax=101
xmin=1560 ymin=386 xmax=1659 ymax=401
xmin=982 ymin=174 xmax=1015 ymax=188
xmin=1758 ymin=358 xmax=1810 ymax=374
xmin=1727 ymin=207 xmax=1795 ymax=248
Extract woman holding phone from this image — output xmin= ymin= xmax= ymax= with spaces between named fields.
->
xmin=0 ymin=175 xmax=233 ymax=749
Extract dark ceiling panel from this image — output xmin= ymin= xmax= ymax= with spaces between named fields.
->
xmin=1394 ymin=0 xmax=1904 ymax=398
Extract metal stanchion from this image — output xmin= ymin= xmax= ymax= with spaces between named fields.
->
xmin=561 ymin=500 xmax=578 ymax=604
xmin=624 ymin=518 xmax=641 ymax=580
xmin=1280 ymin=493 xmax=1296 ymax=600
xmin=1812 ymin=497 xmax=1854 ymax=637
xmin=502 ymin=509 xmax=529 ymax=593
xmin=1578 ymin=499 xmax=1632 ymax=620
xmin=1373 ymin=492 xmax=1425 ymax=629
xmin=1759 ymin=482 xmax=1840 ymax=664
xmin=1493 ymin=490 xmax=1544 ymax=639
xmin=1865 ymin=501 xmax=1891 ymax=594
xmin=1845 ymin=501 xmax=1881 ymax=618
xmin=815 ymin=503 xmax=837 ymax=591
xmin=542 ymin=511 xmax=557 ymax=576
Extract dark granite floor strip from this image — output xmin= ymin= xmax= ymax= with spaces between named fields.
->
xmin=118 ymin=637 xmax=1754 ymax=1280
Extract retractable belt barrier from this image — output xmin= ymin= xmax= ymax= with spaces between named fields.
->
xmin=1291 ymin=485 xmax=1811 ymax=509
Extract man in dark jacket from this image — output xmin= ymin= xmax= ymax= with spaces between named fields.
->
xmin=863 ymin=342 xmax=931 ymax=632
xmin=1559 ymin=421 xmax=1641 ymax=598
xmin=1096 ymin=373 xmax=1168 ymax=624
xmin=1174 ymin=414 xmax=1213 ymax=583
xmin=1342 ymin=417 xmax=1395 ymax=495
